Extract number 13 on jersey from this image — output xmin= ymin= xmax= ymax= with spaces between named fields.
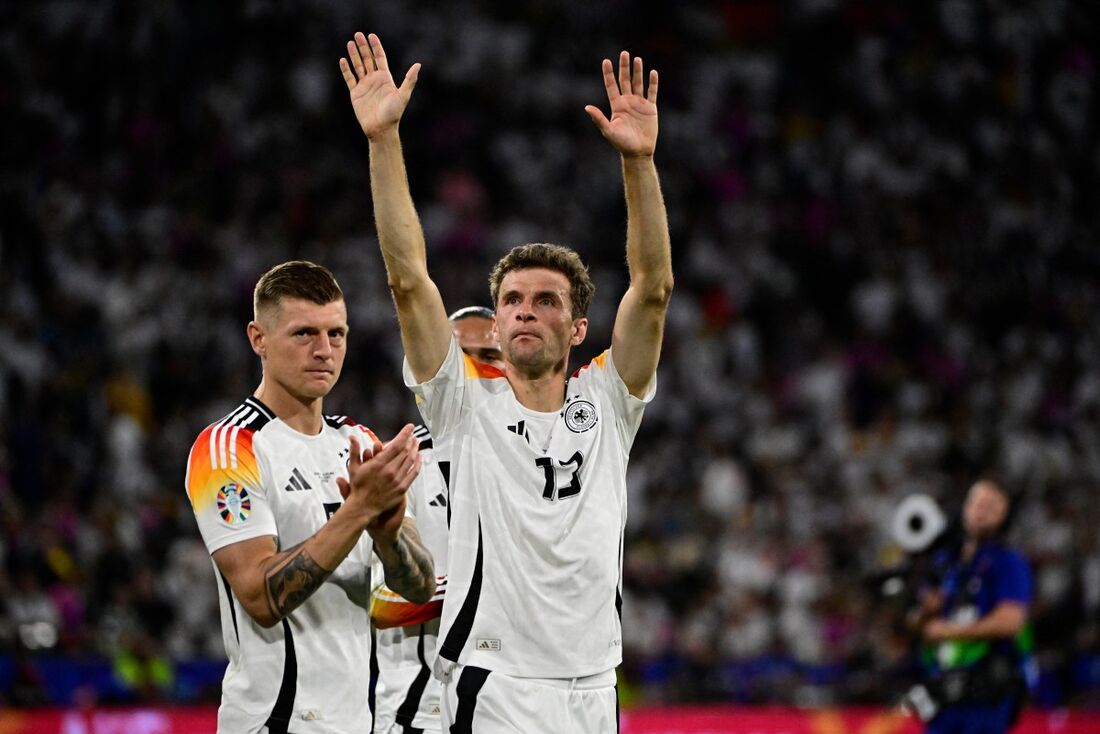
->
xmin=535 ymin=452 xmax=584 ymax=501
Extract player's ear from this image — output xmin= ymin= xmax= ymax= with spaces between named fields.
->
xmin=571 ymin=317 xmax=588 ymax=346
xmin=247 ymin=321 xmax=266 ymax=358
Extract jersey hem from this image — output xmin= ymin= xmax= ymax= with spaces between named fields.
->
xmin=205 ymin=528 xmax=277 ymax=555
xmin=451 ymin=653 xmax=622 ymax=680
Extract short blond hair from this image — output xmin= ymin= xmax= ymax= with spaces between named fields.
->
xmin=254 ymin=260 xmax=343 ymax=320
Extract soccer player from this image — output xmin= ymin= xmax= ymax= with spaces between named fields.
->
xmin=185 ymin=260 xmax=436 ymax=733
xmin=371 ymin=308 xmax=503 ymax=734
xmin=341 ymin=32 xmax=672 ymax=732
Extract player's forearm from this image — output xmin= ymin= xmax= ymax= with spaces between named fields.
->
xmin=369 ymin=129 xmax=429 ymax=292
xmin=256 ymin=512 xmax=365 ymax=627
xmin=373 ymin=519 xmax=436 ymax=604
xmin=368 ymin=129 xmax=452 ymax=379
xmin=622 ymin=155 xmax=673 ymax=304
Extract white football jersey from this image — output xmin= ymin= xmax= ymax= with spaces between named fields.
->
xmin=184 ymin=396 xmax=379 ymax=734
xmin=370 ymin=424 xmax=450 ymax=732
xmin=405 ymin=337 xmax=655 ymax=678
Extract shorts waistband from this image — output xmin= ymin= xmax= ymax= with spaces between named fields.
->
xmin=517 ymin=668 xmax=617 ymax=690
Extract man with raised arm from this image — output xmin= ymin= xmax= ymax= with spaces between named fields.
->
xmin=185 ymin=260 xmax=436 ymax=733
xmin=341 ymin=33 xmax=672 ymax=733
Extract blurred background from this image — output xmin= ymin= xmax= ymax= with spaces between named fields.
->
xmin=1 ymin=0 xmax=1098 ymax=717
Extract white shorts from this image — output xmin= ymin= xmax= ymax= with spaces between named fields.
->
xmin=438 ymin=663 xmax=618 ymax=733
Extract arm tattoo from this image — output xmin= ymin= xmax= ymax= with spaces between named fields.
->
xmin=264 ymin=543 xmax=333 ymax=620
xmin=381 ymin=524 xmax=436 ymax=604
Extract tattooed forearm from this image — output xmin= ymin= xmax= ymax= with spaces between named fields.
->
xmin=379 ymin=522 xmax=436 ymax=604
xmin=264 ymin=544 xmax=334 ymax=620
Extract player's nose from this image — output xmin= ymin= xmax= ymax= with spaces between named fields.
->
xmin=314 ymin=334 xmax=335 ymax=357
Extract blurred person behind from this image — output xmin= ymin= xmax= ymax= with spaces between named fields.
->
xmin=904 ymin=478 xmax=1035 ymax=734
xmin=370 ymin=307 xmax=502 ymax=734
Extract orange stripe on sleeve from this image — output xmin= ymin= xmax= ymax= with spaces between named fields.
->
xmin=572 ymin=350 xmax=609 ymax=378
xmin=186 ymin=424 xmax=262 ymax=511
xmin=463 ymin=353 xmax=506 ymax=379
xmin=370 ymin=578 xmax=447 ymax=629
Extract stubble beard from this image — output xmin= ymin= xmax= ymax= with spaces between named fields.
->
xmin=505 ymin=341 xmax=570 ymax=381
xmin=293 ymin=370 xmax=338 ymax=402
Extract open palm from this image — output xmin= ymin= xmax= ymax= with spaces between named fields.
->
xmin=585 ymin=52 xmax=659 ymax=157
xmin=340 ymin=32 xmax=420 ymax=139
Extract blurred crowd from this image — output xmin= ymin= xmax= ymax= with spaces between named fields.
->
xmin=1 ymin=0 xmax=1098 ymax=709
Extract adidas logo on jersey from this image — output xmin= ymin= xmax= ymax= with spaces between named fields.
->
xmin=284 ymin=467 xmax=314 ymax=492
xmin=428 ymin=492 xmax=448 ymax=507
xmin=476 ymin=639 xmax=501 ymax=651
xmin=507 ymin=420 xmax=530 ymax=443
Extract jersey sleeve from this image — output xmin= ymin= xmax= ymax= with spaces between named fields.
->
xmin=370 ymin=578 xmax=447 ymax=630
xmin=994 ymin=549 xmax=1033 ymax=605
xmin=403 ymin=336 xmax=468 ymax=437
xmin=578 ymin=348 xmax=656 ymax=450
xmin=185 ymin=424 xmax=278 ymax=554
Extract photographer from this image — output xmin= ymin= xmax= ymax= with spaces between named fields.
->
xmin=906 ymin=478 xmax=1036 ymax=734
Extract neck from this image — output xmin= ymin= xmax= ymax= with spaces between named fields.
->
xmin=962 ymin=535 xmax=986 ymax=562
xmin=254 ymin=379 xmax=324 ymax=435
xmin=506 ymin=363 xmax=568 ymax=412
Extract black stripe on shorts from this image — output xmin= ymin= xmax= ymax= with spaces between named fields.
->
xmin=395 ymin=623 xmax=432 ymax=727
xmin=449 ymin=665 xmax=491 ymax=734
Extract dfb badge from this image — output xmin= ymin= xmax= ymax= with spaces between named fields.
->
xmin=564 ymin=399 xmax=598 ymax=433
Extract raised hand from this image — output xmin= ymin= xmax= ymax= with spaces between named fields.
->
xmin=339 ymin=32 xmax=420 ymax=139
xmin=585 ymin=51 xmax=659 ymax=158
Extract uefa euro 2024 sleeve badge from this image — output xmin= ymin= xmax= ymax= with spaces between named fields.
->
xmin=217 ymin=483 xmax=252 ymax=525
xmin=564 ymin=399 xmax=598 ymax=433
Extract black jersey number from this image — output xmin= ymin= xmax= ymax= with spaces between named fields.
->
xmin=322 ymin=501 xmax=342 ymax=521
xmin=536 ymin=451 xmax=583 ymax=501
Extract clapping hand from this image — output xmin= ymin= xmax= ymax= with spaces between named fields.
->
xmin=335 ymin=424 xmax=421 ymax=540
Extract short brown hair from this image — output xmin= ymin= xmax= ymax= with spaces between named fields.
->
xmin=488 ymin=244 xmax=595 ymax=318
xmin=254 ymin=260 xmax=343 ymax=319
